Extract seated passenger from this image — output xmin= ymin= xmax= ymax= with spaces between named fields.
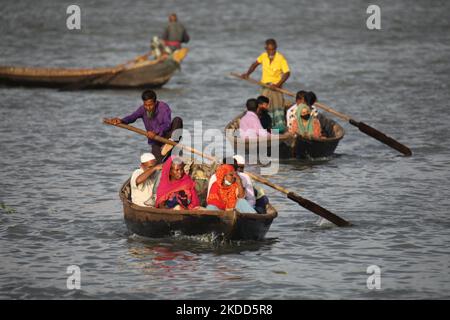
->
xmin=233 ymin=155 xmax=269 ymax=214
xmin=305 ymin=91 xmax=336 ymax=138
xmin=294 ymin=104 xmax=323 ymax=139
xmin=155 ymin=156 xmax=200 ymax=210
xmin=130 ymin=153 xmax=162 ymax=207
xmin=256 ymin=95 xmax=272 ymax=132
xmin=239 ymin=98 xmax=270 ymax=139
xmin=304 ymin=91 xmax=319 ymax=117
xmin=206 ymin=164 xmax=257 ymax=213
xmin=207 ymin=156 xmax=256 ymax=207
xmin=286 ymin=90 xmax=307 ymax=134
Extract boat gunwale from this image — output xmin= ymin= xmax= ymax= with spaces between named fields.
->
xmin=119 ymin=179 xmax=278 ymax=221
xmin=0 ymin=48 xmax=189 ymax=78
xmin=224 ymin=112 xmax=345 ymax=144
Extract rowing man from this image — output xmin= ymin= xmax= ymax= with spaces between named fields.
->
xmin=106 ymin=89 xmax=183 ymax=163
xmin=241 ymin=38 xmax=291 ymax=133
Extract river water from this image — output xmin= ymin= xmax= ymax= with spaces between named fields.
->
xmin=0 ymin=0 xmax=449 ymax=299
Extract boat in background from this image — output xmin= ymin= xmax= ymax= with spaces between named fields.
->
xmin=0 ymin=48 xmax=188 ymax=89
xmin=225 ymin=112 xmax=345 ymax=160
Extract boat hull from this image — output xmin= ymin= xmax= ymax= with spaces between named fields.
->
xmin=225 ymin=112 xmax=345 ymax=160
xmin=120 ymin=179 xmax=277 ymax=241
xmin=0 ymin=49 xmax=188 ymax=89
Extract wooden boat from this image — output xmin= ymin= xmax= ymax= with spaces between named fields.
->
xmin=119 ymin=163 xmax=278 ymax=240
xmin=225 ymin=112 xmax=345 ymax=160
xmin=0 ymin=48 xmax=188 ymax=89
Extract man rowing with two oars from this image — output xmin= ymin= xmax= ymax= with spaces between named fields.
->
xmin=106 ymin=89 xmax=182 ymax=163
xmin=241 ymin=38 xmax=291 ymax=133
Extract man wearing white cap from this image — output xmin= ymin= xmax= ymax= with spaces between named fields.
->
xmin=232 ymin=155 xmax=269 ymax=214
xmin=207 ymin=155 xmax=256 ymax=208
xmin=130 ymin=153 xmax=162 ymax=207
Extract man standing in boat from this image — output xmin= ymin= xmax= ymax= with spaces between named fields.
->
xmin=106 ymin=89 xmax=182 ymax=163
xmin=241 ymin=38 xmax=290 ymax=133
xmin=161 ymin=13 xmax=190 ymax=52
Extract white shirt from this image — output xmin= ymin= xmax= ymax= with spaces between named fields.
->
xmin=286 ymin=103 xmax=298 ymax=130
xmin=207 ymin=172 xmax=256 ymax=207
xmin=130 ymin=168 xmax=158 ymax=207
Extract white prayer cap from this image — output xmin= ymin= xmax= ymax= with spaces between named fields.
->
xmin=140 ymin=153 xmax=155 ymax=163
xmin=233 ymin=154 xmax=245 ymax=165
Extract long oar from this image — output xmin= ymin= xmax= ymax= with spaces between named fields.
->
xmin=103 ymin=119 xmax=351 ymax=227
xmin=230 ymin=72 xmax=412 ymax=156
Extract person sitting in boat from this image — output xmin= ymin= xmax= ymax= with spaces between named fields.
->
xmin=294 ymin=104 xmax=323 ymax=139
xmin=155 ymin=156 xmax=200 ymax=210
xmin=304 ymin=91 xmax=319 ymax=118
xmin=161 ymin=13 xmax=190 ymax=53
xmin=206 ymin=164 xmax=257 ymax=213
xmin=239 ymin=98 xmax=270 ymax=139
xmin=130 ymin=153 xmax=162 ymax=207
xmin=256 ymin=95 xmax=272 ymax=132
xmin=304 ymin=91 xmax=336 ymax=138
xmin=232 ymin=155 xmax=269 ymax=214
xmin=286 ymin=90 xmax=307 ymax=134
xmin=207 ymin=156 xmax=256 ymax=209
xmin=107 ymin=89 xmax=183 ymax=163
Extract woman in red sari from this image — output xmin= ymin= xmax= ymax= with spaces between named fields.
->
xmin=206 ymin=164 xmax=256 ymax=213
xmin=155 ymin=156 xmax=200 ymax=210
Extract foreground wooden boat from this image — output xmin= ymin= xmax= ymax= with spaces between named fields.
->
xmin=119 ymin=164 xmax=278 ymax=240
xmin=0 ymin=48 xmax=188 ymax=89
xmin=225 ymin=112 xmax=345 ymax=160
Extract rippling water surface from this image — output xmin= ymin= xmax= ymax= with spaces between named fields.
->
xmin=1 ymin=0 xmax=449 ymax=299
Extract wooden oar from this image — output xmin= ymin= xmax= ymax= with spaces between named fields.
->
xmin=103 ymin=119 xmax=351 ymax=227
xmin=61 ymin=52 xmax=152 ymax=91
xmin=230 ymin=72 xmax=412 ymax=156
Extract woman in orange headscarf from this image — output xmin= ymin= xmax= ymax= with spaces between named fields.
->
xmin=206 ymin=164 xmax=256 ymax=213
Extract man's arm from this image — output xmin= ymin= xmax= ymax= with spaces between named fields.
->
xmin=182 ymin=28 xmax=190 ymax=43
xmin=274 ymin=71 xmax=290 ymax=88
xmin=242 ymin=61 xmax=260 ymax=78
xmin=107 ymin=106 xmax=143 ymax=125
xmin=136 ymin=164 xmax=163 ymax=185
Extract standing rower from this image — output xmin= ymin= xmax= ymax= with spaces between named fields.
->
xmin=241 ymin=38 xmax=291 ymax=133
xmin=107 ymin=89 xmax=183 ymax=163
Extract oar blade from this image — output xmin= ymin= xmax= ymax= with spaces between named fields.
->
xmin=287 ymin=192 xmax=351 ymax=227
xmin=350 ymin=120 xmax=412 ymax=156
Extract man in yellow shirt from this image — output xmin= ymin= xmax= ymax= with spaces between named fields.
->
xmin=241 ymin=39 xmax=290 ymax=132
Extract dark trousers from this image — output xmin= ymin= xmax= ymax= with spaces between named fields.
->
xmin=151 ymin=117 xmax=183 ymax=163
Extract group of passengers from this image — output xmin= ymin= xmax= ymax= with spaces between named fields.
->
xmin=130 ymin=153 xmax=268 ymax=214
xmin=239 ymin=91 xmax=329 ymax=140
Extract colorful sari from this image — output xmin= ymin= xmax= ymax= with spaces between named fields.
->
xmin=295 ymin=104 xmax=322 ymax=138
xmin=155 ymin=156 xmax=200 ymax=209
xmin=207 ymin=165 xmax=239 ymax=210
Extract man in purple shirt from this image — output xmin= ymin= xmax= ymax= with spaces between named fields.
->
xmin=107 ymin=90 xmax=182 ymax=162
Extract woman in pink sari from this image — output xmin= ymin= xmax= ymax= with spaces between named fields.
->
xmin=155 ymin=156 xmax=200 ymax=210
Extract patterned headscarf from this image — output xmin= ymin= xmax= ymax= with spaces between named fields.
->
xmin=207 ymin=164 xmax=239 ymax=210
